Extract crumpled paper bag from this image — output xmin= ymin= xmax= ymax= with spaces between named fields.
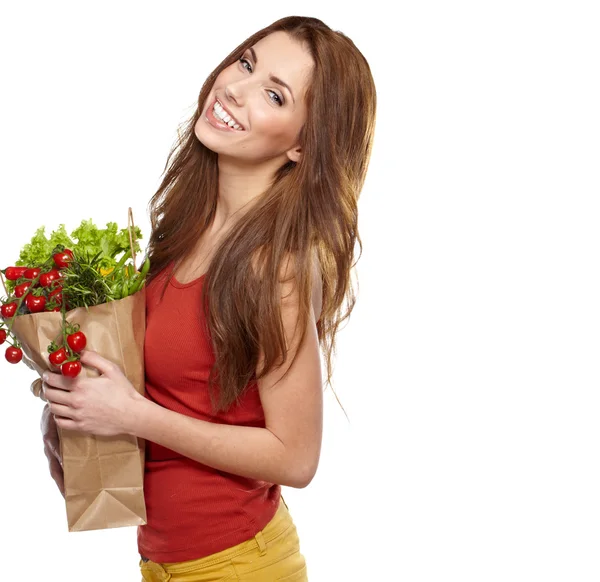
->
xmin=11 ymin=289 xmax=147 ymax=532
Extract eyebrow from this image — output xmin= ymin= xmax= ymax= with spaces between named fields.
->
xmin=248 ymin=47 xmax=295 ymax=104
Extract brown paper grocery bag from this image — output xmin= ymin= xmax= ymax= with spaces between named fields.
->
xmin=11 ymin=288 xmax=147 ymax=532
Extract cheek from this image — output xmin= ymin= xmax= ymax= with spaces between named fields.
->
xmin=251 ymin=107 xmax=299 ymax=141
xmin=193 ymin=116 xmax=203 ymax=139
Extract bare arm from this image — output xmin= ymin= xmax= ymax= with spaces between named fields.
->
xmin=130 ymin=256 xmax=323 ymax=488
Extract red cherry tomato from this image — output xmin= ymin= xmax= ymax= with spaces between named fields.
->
xmin=39 ymin=269 xmax=61 ymax=288
xmin=53 ymin=249 xmax=74 ymax=269
xmin=47 ymin=288 xmax=63 ymax=311
xmin=1 ymin=302 xmax=17 ymax=318
xmin=25 ymin=294 xmax=47 ymax=313
xmin=4 ymin=266 xmax=28 ymax=281
xmin=67 ymin=331 xmax=87 ymax=353
xmin=61 ymin=360 xmax=81 ymax=377
xmin=48 ymin=287 xmax=63 ymax=304
xmin=0 ymin=329 xmax=6 ymax=344
xmin=24 ymin=268 xmax=42 ymax=280
xmin=49 ymin=347 xmax=68 ymax=367
xmin=5 ymin=346 xmax=23 ymax=364
xmin=15 ymin=281 xmax=32 ymax=298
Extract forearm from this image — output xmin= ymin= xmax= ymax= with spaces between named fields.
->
xmin=128 ymin=395 xmax=307 ymax=488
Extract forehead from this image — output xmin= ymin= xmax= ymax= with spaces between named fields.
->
xmin=249 ymin=31 xmax=314 ymax=96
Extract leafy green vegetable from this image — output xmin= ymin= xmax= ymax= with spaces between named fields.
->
xmin=16 ymin=225 xmax=74 ymax=267
xmin=59 ymin=251 xmax=114 ymax=309
xmin=15 ymin=220 xmax=142 ymax=272
xmin=69 ymin=220 xmax=142 ymax=272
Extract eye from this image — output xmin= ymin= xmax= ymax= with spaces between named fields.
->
xmin=239 ymin=56 xmax=285 ymax=107
xmin=267 ymin=90 xmax=284 ymax=106
xmin=239 ymin=57 xmax=252 ymax=72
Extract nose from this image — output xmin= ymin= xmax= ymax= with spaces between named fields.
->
xmin=224 ymin=83 xmax=244 ymax=108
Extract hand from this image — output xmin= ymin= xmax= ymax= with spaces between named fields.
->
xmin=41 ymin=403 xmax=65 ymax=498
xmin=41 ymin=350 xmax=142 ymax=437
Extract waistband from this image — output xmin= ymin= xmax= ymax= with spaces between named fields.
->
xmin=141 ymin=497 xmax=291 ymax=575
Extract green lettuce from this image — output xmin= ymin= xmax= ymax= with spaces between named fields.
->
xmin=15 ymin=220 xmax=142 ymax=270
xmin=16 ymin=225 xmax=75 ymax=267
xmin=69 ymin=219 xmax=142 ymax=270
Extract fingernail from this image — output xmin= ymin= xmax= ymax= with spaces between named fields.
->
xmin=42 ymin=372 xmax=48 ymax=381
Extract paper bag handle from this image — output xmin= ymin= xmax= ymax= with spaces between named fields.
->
xmin=127 ymin=207 xmax=137 ymax=272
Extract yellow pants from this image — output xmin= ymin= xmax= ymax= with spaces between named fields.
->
xmin=139 ymin=498 xmax=308 ymax=581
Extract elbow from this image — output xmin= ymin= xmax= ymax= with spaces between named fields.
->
xmin=285 ymin=457 xmax=319 ymax=489
xmin=293 ymin=471 xmax=315 ymax=489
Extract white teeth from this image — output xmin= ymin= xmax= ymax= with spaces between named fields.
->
xmin=212 ymin=101 xmax=243 ymax=130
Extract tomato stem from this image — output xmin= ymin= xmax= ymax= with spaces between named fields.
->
xmin=61 ymin=307 xmax=73 ymax=359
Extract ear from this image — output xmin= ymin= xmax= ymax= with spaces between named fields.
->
xmin=286 ymin=145 xmax=302 ymax=163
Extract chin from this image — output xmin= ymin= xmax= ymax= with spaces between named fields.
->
xmin=194 ymin=122 xmax=221 ymax=154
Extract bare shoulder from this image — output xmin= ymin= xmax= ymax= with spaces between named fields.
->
xmin=249 ymin=246 xmax=322 ymax=321
xmin=273 ymin=249 xmax=323 ymax=323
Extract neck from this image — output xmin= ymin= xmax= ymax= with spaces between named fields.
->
xmin=210 ymin=154 xmax=287 ymax=230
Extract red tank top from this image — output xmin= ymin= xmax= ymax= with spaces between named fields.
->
xmin=137 ymin=262 xmax=281 ymax=563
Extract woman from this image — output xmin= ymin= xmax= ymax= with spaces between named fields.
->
xmin=41 ymin=15 xmax=376 ymax=581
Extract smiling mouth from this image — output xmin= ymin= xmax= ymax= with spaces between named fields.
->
xmin=211 ymin=100 xmax=244 ymax=130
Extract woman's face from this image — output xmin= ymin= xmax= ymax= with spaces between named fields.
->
xmin=195 ymin=31 xmax=314 ymax=165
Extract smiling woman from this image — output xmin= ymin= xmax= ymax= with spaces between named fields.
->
xmin=40 ymin=14 xmax=376 ymax=582
xmin=195 ymin=30 xmax=313 ymax=165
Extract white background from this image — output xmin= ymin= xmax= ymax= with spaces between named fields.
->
xmin=0 ymin=1 xmax=599 ymax=580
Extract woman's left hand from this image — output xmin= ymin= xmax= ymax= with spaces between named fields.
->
xmin=41 ymin=350 xmax=142 ymax=437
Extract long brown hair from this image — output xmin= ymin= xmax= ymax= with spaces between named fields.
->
xmin=145 ymin=16 xmax=377 ymax=412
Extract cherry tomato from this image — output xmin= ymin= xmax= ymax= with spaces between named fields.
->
xmin=47 ymin=290 xmax=63 ymax=311
xmin=61 ymin=360 xmax=81 ymax=377
xmin=0 ymin=329 xmax=6 ymax=344
xmin=67 ymin=331 xmax=87 ymax=353
xmin=15 ymin=281 xmax=32 ymax=298
xmin=5 ymin=346 xmax=23 ymax=364
xmin=48 ymin=287 xmax=63 ymax=304
xmin=1 ymin=302 xmax=17 ymax=318
xmin=39 ymin=269 xmax=61 ymax=288
xmin=49 ymin=347 xmax=68 ymax=367
xmin=4 ymin=266 xmax=28 ymax=281
xmin=53 ymin=249 xmax=74 ymax=269
xmin=25 ymin=294 xmax=46 ymax=313
xmin=24 ymin=268 xmax=42 ymax=280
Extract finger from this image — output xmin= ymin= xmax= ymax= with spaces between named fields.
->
xmin=48 ymin=403 xmax=75 ymax=421
xmin=41 ymin=370 xmax=76 ymax=391
xmin=79 ymin=350 xmax=119 ymax=377
xmin=42 ymin=383 xmax=74 ymax=407
xmin=53 ymin=415 xmax=79 ymax=432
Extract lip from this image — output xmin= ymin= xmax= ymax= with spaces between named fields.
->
xmin=205 ymin=97 xmax=245 ymax=132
